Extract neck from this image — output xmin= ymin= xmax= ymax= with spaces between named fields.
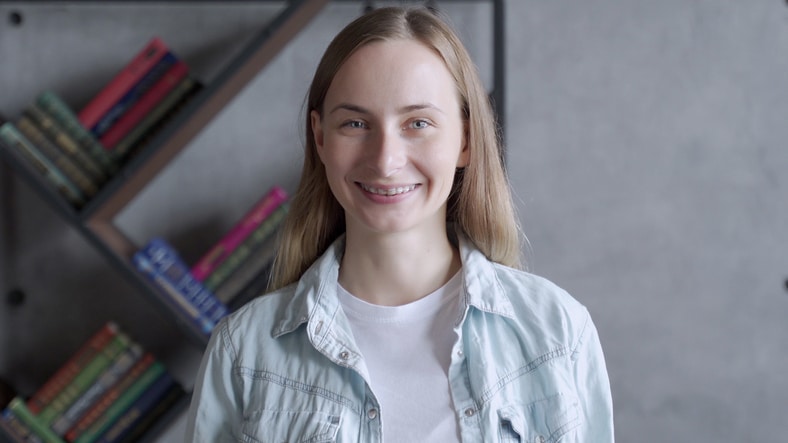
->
xmin=339 ymin=225 xmax=461 ymax=306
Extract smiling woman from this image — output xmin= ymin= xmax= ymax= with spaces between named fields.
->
xmin=185 ymin=6 xmax=614 ymax=443
xmin=312 ymin=38 xmax=469 ymax=245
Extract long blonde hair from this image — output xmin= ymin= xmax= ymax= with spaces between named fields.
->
xmin=270 ymin=6 xmax=522 ymax=290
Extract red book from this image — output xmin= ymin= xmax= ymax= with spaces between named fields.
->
xmin=26 ymin=322 xmax=119 ymax=414
xmin=99 ymin=61 xmax=189 ymax=149
xmin=78 ymin=37 xmax=168 ymax=130
xmin=191 ymin=186 xmax=288 ymax=281
xmin=63 ymin=353 xmax=155 ymax=443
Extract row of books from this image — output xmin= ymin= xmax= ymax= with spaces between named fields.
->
xmin=132 ymin=186 xmax=289 ymax=337
xmin=0 ymin=322 xmax=184 ymax=443
xmin=0 ymin=37 xmax=202 ymax=209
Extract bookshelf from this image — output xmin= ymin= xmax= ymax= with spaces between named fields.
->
xmin=0 ymin=1 xmax=504 ymax=441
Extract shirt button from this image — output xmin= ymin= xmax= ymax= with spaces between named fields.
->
xmin=339 ymin=351 xmax=350 ymax=360
xmin=367 ymin=408 xmax=378 ymax=419
xmin=537 ymin=436 xmax=546 ymax=443
xmin=456 ymin=349 xmax=463 ymax=357
xmin=464 ymin=407 xmax=475 ymax=417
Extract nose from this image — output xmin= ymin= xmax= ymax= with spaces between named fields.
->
xmin=366 ymin=128 xmax=406 ymax=177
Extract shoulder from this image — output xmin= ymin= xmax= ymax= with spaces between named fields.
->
xmin=492 ymin=263 xmax=587 ymax=316
xmin=211 ymin=284 xmax=301 ymax=359
xmin=485 ymin=262 xmax=593 ymax=352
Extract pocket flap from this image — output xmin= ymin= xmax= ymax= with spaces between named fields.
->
xmin=498 ymin=393 xmax=581 ymax=442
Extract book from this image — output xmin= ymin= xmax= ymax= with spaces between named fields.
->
xmin=92 ymin=373 xmax=178 ymax=443
xmin=112 ymin=76 xmax=200 ymax=160
xmin=0 ymin=121 xmax=86 ymax=207
xmin=63 ymin=354 xmax=154 ymax=443
xmin=132 ymin=252 xmax=216 ymax=337
xmin=35 ymin=92 xmax=118 ymax=174
xmin=204 ymin=203 xmax=288 ymax=294
xmin=113 ymin=383 xmax=183 ymax=443
xmin=99 ymin=60 xmax=188 ymax=150
xmin=78 ymin=37 xmax=169 ymax=132
xmin=23 ymin=104 xmax=107 ymax=184
xmin=191 ymin=186 xmax=289 ymax=281
xmin=27 ymin=323 xmax=120 ymax=415
xmin=15 ymin=115 xmax=99 ymax=199
xmin=7 ymin=397 xmax=63 ymax=443
xmin=213 ymin=232 xmax=279 ymax=305
xmin=90 ymin=52 xmax=178 ymax=138
xmin=37 ymin=333 xmax=132 ymax=427
xmin=138 ymin=238 xmax=228 ymax=324
xmin=50 ymin=344 xmax=143 ymax=436
xmin=1 ymin=409 xmax=38 ymax=443
xmin=72 ymin=362 xmax=166 ymax=443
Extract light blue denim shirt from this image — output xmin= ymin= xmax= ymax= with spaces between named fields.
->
xmin=185 ymin=234 xmax=614 ymax=442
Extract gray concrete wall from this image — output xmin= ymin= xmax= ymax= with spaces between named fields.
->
xmin=1 ymin=1 xmax=786 ymax=441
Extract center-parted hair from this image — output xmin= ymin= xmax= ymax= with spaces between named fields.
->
xmin=270 ymin=6 xmax=522 ymax=290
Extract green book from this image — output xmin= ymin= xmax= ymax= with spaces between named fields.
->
xmin=37 ymin=333 xmax=132 ymax=426
xmin=203 ymin=203 xmax=289 ymax=292
xmin=113 ymin=76 xmax=199 ymax=159
xmin=35 ymin=91 xmax=118 ymax=174
xmin=73 ymin=362 xmax=166 ymax=443
xmin=7 ymin=397 xmax=64 ymax=443
xmin=0 ymin=121 xmax=86 ymax=206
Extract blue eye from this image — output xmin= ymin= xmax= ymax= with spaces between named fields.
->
xmin=345 ymin=120 xmax=366 ymax=129
xmin=410 ymin=119 xmax=430 ymax=129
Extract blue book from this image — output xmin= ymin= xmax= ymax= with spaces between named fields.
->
xmin=135 ymin=238 xmax=228 ymax=326
xmin=132 ymin=251 xmax=216 ymax=337
xmin=93 ymin=372 xmax=179 ymax=443
xmin=90 ymin=52 xmax=178 ymax=137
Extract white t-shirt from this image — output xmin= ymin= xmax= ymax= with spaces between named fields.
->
xmin=337 ymin=272 xmax=462 ymax=443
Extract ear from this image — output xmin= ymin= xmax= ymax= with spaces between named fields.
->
xmin=456 ymin=120 xmax=470 ymax=168
xmin=311 ymin=110 xmax=325 ymax=160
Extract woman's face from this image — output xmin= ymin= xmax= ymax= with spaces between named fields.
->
xmin=312 ymin=39 xmax=469 ymax=236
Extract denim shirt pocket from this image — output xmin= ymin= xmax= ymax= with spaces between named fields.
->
xmin=497 ymin=393 xmax=581 ymax=443
xmin=241 ymin=409 xmax=342 ymax=443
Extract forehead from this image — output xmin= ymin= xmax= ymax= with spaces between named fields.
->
xmin=324 ymin=38 xmax=460 ymax=111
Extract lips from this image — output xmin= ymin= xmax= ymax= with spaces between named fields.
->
xmin=359 ymin=183 xmax=417 ymax=196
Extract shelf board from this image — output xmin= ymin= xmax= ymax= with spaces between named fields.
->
xmin=79 ymin=0 xmax=329 ymax=225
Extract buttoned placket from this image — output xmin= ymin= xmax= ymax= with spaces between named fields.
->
xmin=449 ymin=328 xmax=481 ymax=441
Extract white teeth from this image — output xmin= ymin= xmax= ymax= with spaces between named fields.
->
xmin=361 ymin=184 xmax=416 ymax=196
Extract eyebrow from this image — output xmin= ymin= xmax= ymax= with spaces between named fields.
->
xmin=328 ymin=102 xmax=444 ymax=115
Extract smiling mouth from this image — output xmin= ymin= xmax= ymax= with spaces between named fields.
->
xmin=359 ymin=183 xmax=417 ymax=196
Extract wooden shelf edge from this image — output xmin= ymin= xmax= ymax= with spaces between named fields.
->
xmin=82 ymin=0 xmax=329 ymax=224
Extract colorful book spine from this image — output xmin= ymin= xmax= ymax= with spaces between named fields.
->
xmin=0 ymin=121 xmax=86 ymax=206
xmin=139 ymin=238 xmax=228 ymax=323
xmin=213 ymin=233 xmax=279 ymax=304
xmin=191 ymin=186 xmax=289 ymax=281
xmin=50 ymin=345 xmax=143 ymax=436
xmin=37 ymin=333 xmax=132 ymax=427
xmin=1 ymin=409 xmax=39 ymax=443
xmin=113 ymin=383 xmax=183 ymax=443
xmin=23 ymin=104 xmax=107 ymax=184
xmin=26 ymin=323 xmax=119 ymax=415
xmin=63 ymin=354 xmax=154 ymax=443
xmin=90 ymin=52 xmax=178 ymax=138
xmin=112 ymin=76 xmax=199 ymax=159
xmin=7 ymin=398 xmax=63 ymax=443
xmin=15 ymin=116 xmax=99 ymax=199
xmin=204 ymin=203 xmax=288 ymax=293
xmin=72 ymin=362 xmax=166 ymax=443
xmin=35 ymin=92 xmax=118 ymax=173
xmin=99 ymin=60 xmax=188 ymax=149
xmin=92 ymin=373 xmax=177 ymax=443
xmin=78 ymin=37 xmax=168 ymax=131
xmin=131 ymin=252 xmax=216 ymax=337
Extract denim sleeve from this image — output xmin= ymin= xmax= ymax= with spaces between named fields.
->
xmin=570 ymin=309 xmax=615 ymax=442
xmin=184 ymin=318 xmax=241 ymax=442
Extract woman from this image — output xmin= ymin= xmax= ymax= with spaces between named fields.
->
xmin=185 ymin=6 xmax=613 ymax=442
